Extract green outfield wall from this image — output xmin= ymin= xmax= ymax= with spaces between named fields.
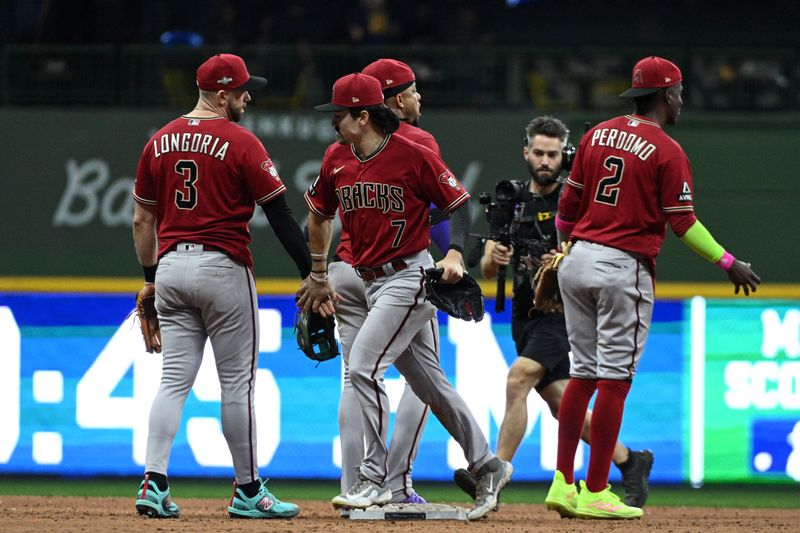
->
xmin=1 ymin=110 xmax=796 ymax=282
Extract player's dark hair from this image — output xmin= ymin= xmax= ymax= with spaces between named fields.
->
xmin=632 ymin=89 xmax=665 ymax=115
xmin=348 ymin=104 xmax=400 ymax=135
xmin=525 ymin=116 xmax=569 ymax=146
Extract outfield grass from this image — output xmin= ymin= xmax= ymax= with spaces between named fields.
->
xmin=1 ymin=477 xmax=798 ymax=509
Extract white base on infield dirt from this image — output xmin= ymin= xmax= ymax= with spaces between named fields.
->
xmin=349 ymin=503 xmax=468 ymax=521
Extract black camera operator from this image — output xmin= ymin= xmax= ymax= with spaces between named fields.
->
xmin=454 ymin=116 xmax=653 ymax=509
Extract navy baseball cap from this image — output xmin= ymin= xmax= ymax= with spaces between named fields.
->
xmin=619 ymin=56 xmax=682 ymax=98
xmin=196 ymin=54 xmax=267 ymax=92
xmin=314 ymin=73 xmax=385 ymax=111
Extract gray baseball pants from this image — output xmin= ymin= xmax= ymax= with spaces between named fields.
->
xmin=557 ymin=240 xmax=655 ymax=380
xmin=347 ymin=250 xmax=493 ymax=484
xmin=329 ymin=259 xmax=431 ymax=499
xmin=146 ymin=245 xmax=260 ymax=484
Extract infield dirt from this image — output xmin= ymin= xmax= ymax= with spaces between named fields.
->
xmin=1 ymin=496 xmax=799 ymax=532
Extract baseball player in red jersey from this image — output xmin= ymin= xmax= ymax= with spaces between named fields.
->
xmin=132 ymin=54 xmax=313 ymax=519
xmin=331 ymin=59 xmax=450 ymax=507
xmin=297 ymin=73 xmax=512 ymax=521
xmin=454 ymin=116 xmax=652 ymax=510
xmin=544 ymin=56 xmax=761 ymax=519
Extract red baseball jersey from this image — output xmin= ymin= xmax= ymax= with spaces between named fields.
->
xmin=396 ymin=121 xmax=441 ymax=156
xmin=133 ymin=115 xmax=286 ymax=268
xmin=306 ymin=134 xmax=468 ymax=267
xmin=558 ymin=114 xmax=697 ymax=271
xmin=334 ymin=123 xmax=443 ymax=264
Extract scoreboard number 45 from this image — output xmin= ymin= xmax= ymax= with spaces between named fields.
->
xmin=0 ymin=306 xmax=283 ymax=469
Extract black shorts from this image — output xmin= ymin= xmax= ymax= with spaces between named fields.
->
xmin=512 ymin=312 xmax=571 ymax=393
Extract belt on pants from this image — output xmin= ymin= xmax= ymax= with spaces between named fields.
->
xmin=354 ymin=259 xmax=408 ymax=281
xmin=169 ymin=243 xmax=225 ymax=253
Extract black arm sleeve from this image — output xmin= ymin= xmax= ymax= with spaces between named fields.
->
xmin=260 ymin=195 xmax=312 ymax=279
xmin=447 ymin=200 xmax=472 ymax=254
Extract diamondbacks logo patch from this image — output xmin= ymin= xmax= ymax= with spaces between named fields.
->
xmin=438 ymin=170 xmax=461 ymax=191
xmin=261 ymin=159 xmax=281 ymax=181
xmin=678 ymin=181 xmax=692 ymax=202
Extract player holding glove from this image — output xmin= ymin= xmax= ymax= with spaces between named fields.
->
xmin=455 ymin=116 xmax=652 ymax=514
xmin=298 ymin=73 xmax=511 ymax=521
xmin=548 ymin=56 xmax=759 ymax=520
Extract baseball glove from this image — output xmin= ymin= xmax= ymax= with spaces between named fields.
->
xmin=135 ymin=291 xmax=162 ymax=353
xmin=531 ymin=242 xmax=572 ymax=314
xmin=295 ymin=309 xmax=340 ymax=363
xmin=424 ymin=268 xmax=484 ymax=322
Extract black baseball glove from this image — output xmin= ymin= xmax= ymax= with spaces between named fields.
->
xmin=424 ymin=268 xmax=484 ymax=322
xmin=295 ymin=309 xmax=340 ymax=363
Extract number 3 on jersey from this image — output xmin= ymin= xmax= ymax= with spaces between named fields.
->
xmin=175 ymin=159 xmax=198 ymax=210
xmin=594 ymin=156 xmax=624 ymax=206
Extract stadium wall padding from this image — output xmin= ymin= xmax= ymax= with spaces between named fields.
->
xmin=0 ymin=110 xmax=796 ymax=282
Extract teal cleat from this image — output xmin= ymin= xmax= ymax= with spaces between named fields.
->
xmin=135 ymin=476 xmax=180 ymax=518
xmin=228 ymin=478 xmax=300 ymax=519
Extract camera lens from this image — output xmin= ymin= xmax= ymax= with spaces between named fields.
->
xmin=495 ymin=180 xmax=525 ymax=203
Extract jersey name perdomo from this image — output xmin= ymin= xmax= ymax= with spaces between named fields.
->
xmin=590 ymin=127 xmax=656 ymax=161
xmin=335 ymin=182 xmax=404 ymax=213
xmin=153 ymin=132 xmax=230 ymax=161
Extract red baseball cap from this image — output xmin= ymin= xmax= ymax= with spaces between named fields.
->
xmin=619 ymin=56 xmax=682 ymax=98
xmin=361 ymin=59 xmax=415 ymax=97
xmin=196 ymin=53 xmax=267 ymax=92
xmin=314 ymin=73 xmax=385 ymax=111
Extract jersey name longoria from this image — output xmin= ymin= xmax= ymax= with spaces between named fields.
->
xmin=336 ymin=182 xmax=404 ymax=214
xmin=590 ymin=127 xmax=656 ymax=161
xmin=153 ymin=132 xmax=230 ymax=161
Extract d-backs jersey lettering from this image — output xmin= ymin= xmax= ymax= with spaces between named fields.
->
xmin=334 ymin=122 xmax=443 ymax=264
xmin=558 ymin=114 xmax=696 ymax=270
xmin=305 ymin=134 xmax=468 ymax=267
xmin=133 ymin=115 xmax=286 ymax=268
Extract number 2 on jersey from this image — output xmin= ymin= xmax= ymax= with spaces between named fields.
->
xmin=175 ymin=159 xmax=198 ymax=210
xmin=594 ymin=156 xmax=624 ymax=206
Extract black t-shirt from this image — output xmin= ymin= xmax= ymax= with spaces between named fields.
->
xmin=488 ymin=182 xmax=561 ymax=322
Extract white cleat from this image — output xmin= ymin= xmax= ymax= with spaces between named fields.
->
xmin=467 ymin=458 xmax=513 ymax=521
xmin=331 ymin=472 xmax=392 ymax=510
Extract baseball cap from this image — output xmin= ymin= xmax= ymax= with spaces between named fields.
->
xmin=196 ymin=53 xmax=267 ymax=92
xmin=361 ymin=59 xmax=415 ymax=98
xmin=314 ymin=73 xmax=385 ymax=111
xmin=619 ymin=56 xmax=682 ymax=98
